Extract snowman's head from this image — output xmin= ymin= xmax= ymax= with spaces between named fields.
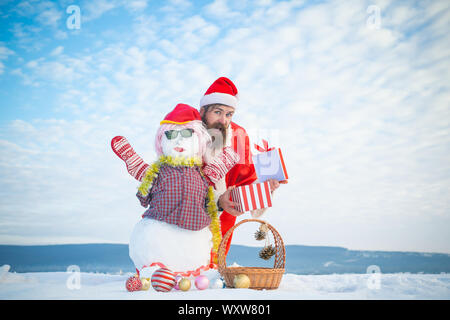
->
xmin=155 ymin=120 xmax=211 ymax=159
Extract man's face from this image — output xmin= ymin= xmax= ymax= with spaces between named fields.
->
xmin=200 ymin=104 xmax=235 ymax=148
xmin=200 ymin=104 xmax=235 ymax=129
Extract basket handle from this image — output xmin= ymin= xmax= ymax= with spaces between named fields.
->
xmin=217 ymin=219 xmax=286 ymax=273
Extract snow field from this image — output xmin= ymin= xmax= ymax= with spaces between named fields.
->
xmin=1 ymin=265 xmax=449 ymax=300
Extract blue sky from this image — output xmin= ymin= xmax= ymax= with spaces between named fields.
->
xmin=0 ymin=0 xmax=449 ymax=253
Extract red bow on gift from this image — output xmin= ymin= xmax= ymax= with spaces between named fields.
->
xmin=254 ymin=139 xmax=275 ymax=152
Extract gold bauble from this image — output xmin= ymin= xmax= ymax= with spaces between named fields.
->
xmin=140 ymin=278 xmax=151 ymax=291
xmin=178 ymin=278 xmax=191 ymax=291
xmin=233 ymin=274 xmax=251 ymax=289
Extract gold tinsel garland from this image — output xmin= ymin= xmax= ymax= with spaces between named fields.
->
xmin=136 ymin=155 xmax=221 ymax=264
xmin=206 ymin=185 xmax=221 ymax=264
xmin=138 ymin=155 xmax=203 ymax=196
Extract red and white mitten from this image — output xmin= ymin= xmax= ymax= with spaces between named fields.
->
xmin=111 ymin=136 xmax=149 ymax=182
xmin=203 ymin=146 xmax=240 ymax=184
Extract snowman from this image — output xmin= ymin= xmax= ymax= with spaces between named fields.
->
xmin=111 ymin=103 xmax=239 ymax=278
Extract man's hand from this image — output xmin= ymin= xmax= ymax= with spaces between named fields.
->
xmin=267 ymin=179 xmax=288 ymax=193
xmin=218 ymin=186 xmax=244 ymax=217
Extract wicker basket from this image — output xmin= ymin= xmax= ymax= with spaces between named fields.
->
xmin=218 ymin=219 xmax=286 ymax=290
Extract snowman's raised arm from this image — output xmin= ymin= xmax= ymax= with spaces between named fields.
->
xmin=202 ymin=146 xmax=240 ymax=184
xmin=111 ymin=136 xmax=150 ymax=182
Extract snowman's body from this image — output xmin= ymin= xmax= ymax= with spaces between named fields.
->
xmin=129 ymin=162 xmax=213 ymax=273
xmin=129 ymin=217 xmax=212 ymax=272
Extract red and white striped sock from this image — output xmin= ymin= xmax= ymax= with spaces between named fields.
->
xmin=203 ymin=147 xmax=240 ymax=184
xmin=111 ymin=136 xmax=149 ymax=181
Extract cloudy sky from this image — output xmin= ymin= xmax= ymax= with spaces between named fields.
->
xmin=0 ymin=0 xmax=449 ymax=254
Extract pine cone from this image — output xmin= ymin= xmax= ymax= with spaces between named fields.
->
xmin=259 ymin=245 xmax=276 ymax=260
xmin=254 ymin=230 xmax=266 ymax=241
xmin=259 ymin=224 xmax=269 ymax=233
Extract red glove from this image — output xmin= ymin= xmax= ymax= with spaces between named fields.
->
xmin=111 ymin=136 xmax=149 ymax=181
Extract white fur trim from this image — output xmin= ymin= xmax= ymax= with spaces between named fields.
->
xmin=200 ymin=92 xmax=238 ymax=108
xmin=211 ymin=124 xmax=234 ymax=205
xmin=225 ymin=124 xmax=232 ymax=147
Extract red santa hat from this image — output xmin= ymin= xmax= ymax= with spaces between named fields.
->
xmin=160 ymin=103 xmax=202 ymax=125
xmin=200 ymin=77 xmax=239 ymax=109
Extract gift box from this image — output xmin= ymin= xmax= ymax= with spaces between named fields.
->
xmin=230 ymin=181 xmax=273 ymax=213
xmin=252 ymin=140 xmax=288 ymax=183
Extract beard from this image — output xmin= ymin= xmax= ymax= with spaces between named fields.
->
xmin=202 ymin=114 xmax=228 ymax=150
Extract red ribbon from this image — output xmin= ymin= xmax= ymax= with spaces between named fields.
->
xmin=136 ymin=251 xmax=219 ymax=277
xmin=254 ymin=139 xmax=275 ymax=153
xmin=138 ymin=262 xmax=217 ymax=277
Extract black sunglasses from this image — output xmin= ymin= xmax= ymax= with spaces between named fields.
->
xmin=164 ymin=129 xmax=194 ymax=140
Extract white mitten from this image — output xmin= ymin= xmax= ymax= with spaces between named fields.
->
xmin=203 ymin=147 xmax=240 ymax=184
xmin=111 ymin=136 xmax=149 ymax=181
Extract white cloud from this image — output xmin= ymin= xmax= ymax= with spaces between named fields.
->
xmin=50 ymin=45 xmax=64 ymax=56
xmin=160 ymin=0 xmax=192 ymax=13
xmin=162 ymin=15 xmax=220 ymax=55
xmin=13 ymin=1 xmax=62 ymax=27
xmin=54 ymin=29 xmax=68 ymax=40
xmin=81 ymin=0 xmax=119 ymax=22
xmin=204 ymin=0 xmax=241 ymax=19
xmin=0 ymin=45 xmax=14 ymax=60
xmin=13 ymin=0 xmax=39 ymax=16
xmin=254 ymin=0 xmax=273 ymax=7
xmin=35 ymin=5 xmax=62 ymax=28
xmin=0 ymin=44 xmax=14 ymax=74
xmin=125 ymin=0 xmax=149 ymax=12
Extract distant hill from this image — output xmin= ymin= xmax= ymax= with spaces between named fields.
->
xmin=0 ymin=244 xmax=133 ymax=273
xmin=227 ymin=245 xmax=450 ymax=274
xmin=0 ymin=244 xmax=449 ymax=274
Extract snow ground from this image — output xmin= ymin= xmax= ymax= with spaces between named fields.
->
xmin=0 ymin=265 xmax=449 ymax=300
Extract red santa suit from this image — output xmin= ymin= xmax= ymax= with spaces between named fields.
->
xmin=220 ymin=121 xmax=258 ymax=254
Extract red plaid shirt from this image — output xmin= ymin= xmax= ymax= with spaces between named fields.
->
xmin=137 ymin=165 xmax=211 ymax=231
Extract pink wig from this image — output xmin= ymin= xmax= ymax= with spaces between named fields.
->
xmin=155 ymin=120 xmax=212 ymax=159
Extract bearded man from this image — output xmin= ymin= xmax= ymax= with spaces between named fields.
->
xmin=199 ymin=77 xmax=284 ymax=255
